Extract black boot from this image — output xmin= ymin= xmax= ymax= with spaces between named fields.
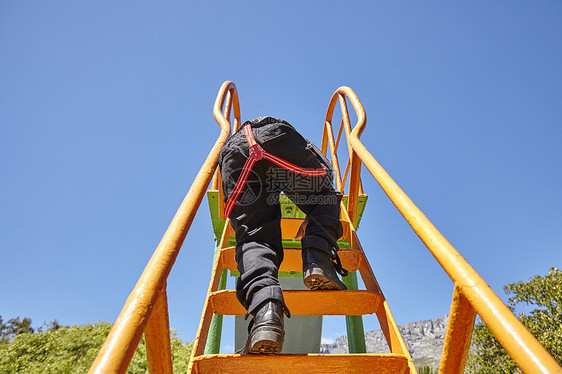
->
xmin=241 ymin=300 xmax=285 ymax=354
xmin=303 ymin=247 xmax=348 ymax=290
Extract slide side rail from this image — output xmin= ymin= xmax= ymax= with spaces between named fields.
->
xmin=88 ymin=81 xmax=240 ymax=373
xmin=331 ymin=86 xmax=561 ymax=374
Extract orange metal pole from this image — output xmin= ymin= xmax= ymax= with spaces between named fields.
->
xmin=145 ymin=288 xmax=174 ymax=374
xmin=341 ymin=159 xmax=351 ymax=192
xmin=439 ymin=285 xmax=477 ymax=374
xmin=324 ymin=121 xmax=343 ymax=191
xmin=218 ymin=89 xmax=239 ymax=220
xmin=335 ymin=119 xmax=344 ymax=152
xmin=88 ymin=81 xmax=239 ymax=374
xmin=336 ymin=84 xmax=562 ymax=373
xmin=325 ymin=90 xmax=365 ymax=226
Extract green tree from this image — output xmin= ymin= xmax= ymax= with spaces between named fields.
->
xmin=467 ymin=267 xmax=562 ymax=373
xmin=0 ymin=316 xmax=34 ymax=344
xmin=0 ymin=321 xmax=193 ymax=374
xmin=39 ymin=319 xmax=64 ymax=332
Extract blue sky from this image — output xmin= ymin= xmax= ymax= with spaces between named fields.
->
xmin=1 ymin=1 xmax=561 ymax=350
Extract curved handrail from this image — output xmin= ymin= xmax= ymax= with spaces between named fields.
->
xmin=88 ymin=81 xmax=239 ymax=373
xmin=322 ymin=87 xmax=366 ymax=225
xmin=214 ymin=81 xmax=241 ymax=136
xmin=211 ymin=82 xmax=241 ymax=219
xmin=333 ymin=86 xmax=561 ymax=374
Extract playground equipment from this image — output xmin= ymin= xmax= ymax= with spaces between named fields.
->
xmin=88 ymin=82 xmax=562 ymax=374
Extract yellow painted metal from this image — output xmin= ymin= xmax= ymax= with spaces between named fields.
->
xmin=336 ymin=199 xmax=417 ymax=372
xmin=187 ymin=84 xmax=243 ymax=373
xmin=218 ymin=245 xmax=362 ymax=273
xmin=191 ymin=353 xmax=410 ymax=374
xmin=322 ymin=92 xmax=364 ymax=226
xmin=88 ymin=81 xmax=239 ymax=374
xmin=351 ymin=230 xmax=417 ymax=373
xmin=208 ymin=289 xmax=382 ymax=316
xmin=323 ymin=120 xmax=343 ymax=190
xmin=440 ymin=285 xmax=477 ymax=374
xmin=145 ymin=287 xmax=174 ymax=374
xmin=332 ymin=85 xmax=562 ymax=374
xmin=188 ymin=82 xmax=418 ymax=373
xmin=90 ymin=81 xmax=561 ymax=374
xmin=189 ymin=234 xmax=225 ymax=360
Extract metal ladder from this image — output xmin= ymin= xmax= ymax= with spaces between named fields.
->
xmin=88 ymin=81 xmax=562 ymax=374
xmin=187 ymin=84 xmax=417 ymax=373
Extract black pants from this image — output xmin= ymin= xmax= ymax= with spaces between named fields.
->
xmin=220 ymin=128 xmax=343 ymax=317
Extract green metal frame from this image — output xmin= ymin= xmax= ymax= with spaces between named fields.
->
xmin=204 ymin=241 xmax=228 ymax=354
xmin=343 ymin=271 xmax=367 ymax=353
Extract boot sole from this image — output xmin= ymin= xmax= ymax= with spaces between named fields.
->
xmin=303 ymin=268 xmax=347 ymax=290
xmin=247 ymin=328 xmax=284 ymax=355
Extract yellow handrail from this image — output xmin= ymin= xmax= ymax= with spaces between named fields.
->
xmin=90 ymin=81 xmax=560 ymax=374
xmin=331 ymin=86 xmax=561 ymax=374
xmin=322 ymin=90 xmax=366 ymax=225
xmin=88 ymin=81 xmax=239 ymax=373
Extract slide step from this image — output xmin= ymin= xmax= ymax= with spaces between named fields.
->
xmin=208 ymin=290 xmax=381 ymax=316
xmin=219 ymin=246 xmax=362 ymax=273
xmin=191 ymin=353 xmax=410 ymax=374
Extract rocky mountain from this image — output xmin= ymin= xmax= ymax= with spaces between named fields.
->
xmin=320 ymin=316 xmax=449 ymax=369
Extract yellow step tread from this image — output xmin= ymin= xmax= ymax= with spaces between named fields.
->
xmin=220 ymin=217 xmax=354 ymax=247
xmin=191 ymin=353 xmax=410 ymax=374
xmin=209 ymin=290 xmax=381 ymax=316
xmin=219 ymin=246 xmax=362 ymax=272
xmin=279 ymin=218 xmax=352 ymax=240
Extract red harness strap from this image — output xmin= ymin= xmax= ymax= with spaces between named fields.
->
xmin=224 ymin=122 xmax=327 ymax=217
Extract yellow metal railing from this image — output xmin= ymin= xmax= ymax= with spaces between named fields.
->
xmin=321 ymin=89 xmax=365 ymax=226
xmin=329 ymin=86 xmax=562 ymax=374
xmin=89 ymin=81 xmax=561 ymax=374
xmin=88 ymin=81 xmax=240 ymax=373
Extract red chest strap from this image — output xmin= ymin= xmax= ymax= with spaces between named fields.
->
xmin=224 ymin=122 xmax=327 ymax=217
